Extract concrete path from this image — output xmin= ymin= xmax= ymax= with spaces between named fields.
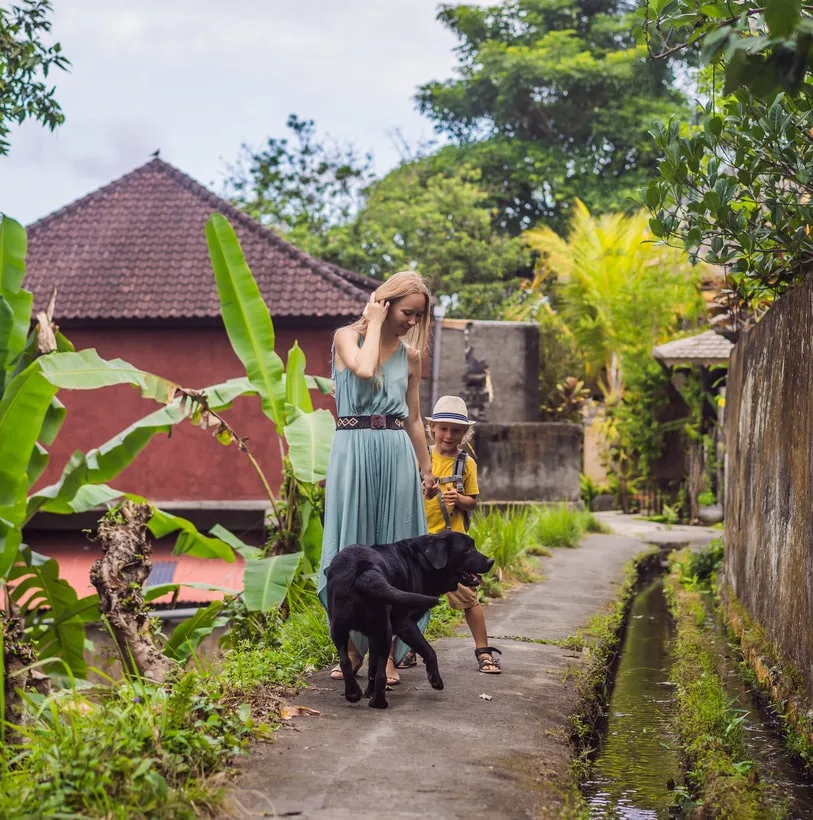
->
xmin=224 ymin=519 xmax=717 ymax=819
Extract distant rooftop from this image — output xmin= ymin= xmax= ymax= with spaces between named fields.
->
xmin=653 ymin=330 xmax=733 ymax=367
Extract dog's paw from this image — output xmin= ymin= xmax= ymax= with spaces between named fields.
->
xmin=368 ymin=696 xmax=389 ymax=709
xmin=344 ymin=682 xmax=363 ymax=703
xmin=363 ymin=682 xmax=374 ymax=698
xmin=428 ymin=673 xmax=444 ymax=690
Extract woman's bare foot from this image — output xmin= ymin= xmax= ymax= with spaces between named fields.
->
xmin=385 ymin=656 xmax=400 ymax=686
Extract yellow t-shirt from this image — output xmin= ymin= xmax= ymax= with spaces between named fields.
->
xmin=425 ymin=448 xmax=479 ymax=534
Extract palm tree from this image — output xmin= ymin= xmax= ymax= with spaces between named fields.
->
xmin=520 ymin=199 xmax=704 ymax=395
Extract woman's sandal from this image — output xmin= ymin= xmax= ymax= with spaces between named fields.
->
xmin=475 ymin=646 xmax=502 ymax=674
xmin=329 ymin=657 xmax=363 ymax=680
xmin=395 ymin=649 xmax=417 ymax=669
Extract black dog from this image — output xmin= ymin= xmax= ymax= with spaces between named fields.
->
xmin=325 ymin=531 xmax=494 ymax=709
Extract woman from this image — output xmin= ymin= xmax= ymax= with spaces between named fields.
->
xmin=318 ymin=270 xmax=436 ymax=687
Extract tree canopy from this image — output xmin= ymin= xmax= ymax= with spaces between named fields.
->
xmin=415 ymin=0 xmax=690 ymax=233
xmin=0 ymin=0 xmax=69 ymax=155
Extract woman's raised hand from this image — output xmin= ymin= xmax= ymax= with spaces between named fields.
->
xmin=363 ymin=292 xmax=389 ymax=327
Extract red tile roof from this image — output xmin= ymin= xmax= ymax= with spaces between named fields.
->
xmin=25 ymin=158 xmax=377 ymax=321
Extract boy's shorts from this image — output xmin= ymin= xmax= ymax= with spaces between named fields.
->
xmin=446 ymin=583 xmax=479 ymax=610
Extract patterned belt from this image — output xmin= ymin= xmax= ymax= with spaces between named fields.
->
xmin=336 ymin=414 xmax=405 ymax=431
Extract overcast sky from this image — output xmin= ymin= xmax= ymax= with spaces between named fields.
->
xmin=0 ymin=1 xmax=474 ymax=225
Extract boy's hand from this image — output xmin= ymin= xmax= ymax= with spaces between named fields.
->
xmin=442 ymin=486 xmax=459 ymax=511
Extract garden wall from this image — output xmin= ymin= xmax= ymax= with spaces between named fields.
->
xmin=724 ymin=280 xmax=813 ymax=700
xmin=474 ymin=422 xmax=582 ymax=502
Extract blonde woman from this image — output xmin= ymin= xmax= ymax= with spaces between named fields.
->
xmin=318 ymin=271 xmax=437 ymax=687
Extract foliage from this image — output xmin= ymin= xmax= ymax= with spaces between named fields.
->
xmin=222 ymin=113 xmax=374 ymax=253
xmin=522 ymin=200 xmax=704 ymax=393
xmin=415 ymin=0 xmax=690 ymax=235
xmin=469 ymin=506 xmax=532 ymax=574
xmin=643 ymin=0 xmax=813 ymax=97
xmin=541 ymin=377 xmax=589 ymax=423
xmin=676 ymin=537 xmax=725 ymax=590
xmin=0 ymin=0 xmax=69 ymax=155
xmin=320 ymin=163 xmax=529 ymax=297
xmin=665 ymin=558 xmax=771 ymax=817
xmin=532 ymin=503 xmax=608 ymax=549
xmin=647 ymin=89 xmax=813 ymax=318
xmin=0 ymin=671 xmax=254 ymax=819
xmin=579 ymin=474 xmax=609 ymax=511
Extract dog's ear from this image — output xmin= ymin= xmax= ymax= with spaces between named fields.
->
xmin=424 ymin=533 xmax=450 ymax=569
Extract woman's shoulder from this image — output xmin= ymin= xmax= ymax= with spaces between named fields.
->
xmin=335 ymin=326 xmax=362 ymax=344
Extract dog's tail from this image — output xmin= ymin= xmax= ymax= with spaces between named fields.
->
xmin=355 ymin=572 xmax=439 ymax=610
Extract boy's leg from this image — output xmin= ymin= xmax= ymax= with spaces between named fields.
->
xmin=463 ymin=602 xmax=489 ymax=649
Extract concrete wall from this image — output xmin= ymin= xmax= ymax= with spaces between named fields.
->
xmin=422 ymin=319 xmax=540 ymax=422
xmin=474 ymin=423 xmax=583 ymax=502
xmin=724 ymin=280 xmax=813 ymax=700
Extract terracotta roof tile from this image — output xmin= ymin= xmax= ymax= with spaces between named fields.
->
xmin=25 ymin=158 xmax=377 ymax=321
xmin=653 ymin=330 xmax=733 ymax=366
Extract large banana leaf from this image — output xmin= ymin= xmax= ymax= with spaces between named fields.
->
xmin=146 ymin=506 xmax=235 ymax=562
xmin=283 ymin=405 xmax=335 ymax=483
xmin=0 ymin=516 xmax=21 ymax=582
xmin=298 ymin=500 xmax=324 ymax=571
xmin=163 ymin=601 xmax=226 ymax=662
xmin=0 ymin=363 xmax=58 ymax=517
xmin=8 ymin=548 xmax=89 ymax=677
xmin=206 ymin=214 xmax=286 ymax=432
xmin=144 ymin=581 xmax=239 ymax=602
xmin=37 ymin=349 xmax=177 ymax=402
xmin=286 ymin=342 xmax=313 ymax=414
xmin=243 ymin=552 xmax=302 ymax=611
xmin=208 ymin=523 xmax=263 ymax=560
xmin=0 ymin=216 xmax=33 ymax=377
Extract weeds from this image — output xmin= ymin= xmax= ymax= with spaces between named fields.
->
xmin=666 ymin=550 xmax=773 ymax=818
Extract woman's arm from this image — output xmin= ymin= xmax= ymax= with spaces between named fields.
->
xmin=333 ymin=295 xmax=388 ymax=380
xmin=405 ymin=347 xmax=436 ymax=497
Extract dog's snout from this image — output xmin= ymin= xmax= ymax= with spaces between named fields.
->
xmin=485 ymin=557 xmax=494 ymax=571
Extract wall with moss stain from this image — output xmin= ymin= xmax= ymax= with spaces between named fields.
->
xmin=724 ymin=279 xmax=813 ymax=701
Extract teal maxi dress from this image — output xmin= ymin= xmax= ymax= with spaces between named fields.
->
xmin=318 ymin=339 xmax=429 ymax=662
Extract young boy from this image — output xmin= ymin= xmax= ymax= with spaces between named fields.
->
xmin=407 ymin=395 xmax=501 ymax=674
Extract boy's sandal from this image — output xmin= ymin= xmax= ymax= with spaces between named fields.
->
xmin=395 ymin=649 xmax=417 ymax=669
xmin=475 ymin=646 xmax=502 ymax=674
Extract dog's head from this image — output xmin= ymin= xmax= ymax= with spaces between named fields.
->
xmin=421 ymin=531 xmax=493 ymax=593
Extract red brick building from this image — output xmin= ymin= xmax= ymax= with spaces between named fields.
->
xmin=22 ymin=158 xmax=375 ymax=598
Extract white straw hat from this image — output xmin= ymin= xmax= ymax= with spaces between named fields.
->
xmin=425 ymin=395 xmax=475 ymax=426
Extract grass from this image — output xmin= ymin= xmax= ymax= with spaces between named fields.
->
xmin=721 ymin=586 xmax=813 ymax=772
xmin=665 ymin=549 xmax=775 ymax=818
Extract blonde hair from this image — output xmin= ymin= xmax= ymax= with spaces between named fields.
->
xmin=346 ymin=270 xmax=433 ymax=354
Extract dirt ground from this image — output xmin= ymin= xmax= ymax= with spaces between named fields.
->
xmin=223 ymin=518 xmax=718 ymax=819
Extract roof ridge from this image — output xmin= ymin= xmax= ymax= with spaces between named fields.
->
xmin=159 ymin=160 xmax=379 ymax=301
xmin=28 ymin=156 xmax=377 ymax=303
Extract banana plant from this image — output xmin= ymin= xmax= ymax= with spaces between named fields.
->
xmin=0 ymin=213 xmax=335 ymax=685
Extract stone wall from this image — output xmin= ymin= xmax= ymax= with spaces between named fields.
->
xmin=422 ymin=319 xmax=540 ymax=422
xmin=724 ymin=280 xmax=813 ymax=700
xmin=473 ymin=423 xmax=583 ymax=502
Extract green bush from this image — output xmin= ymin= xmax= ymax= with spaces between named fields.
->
xmin=469 ymin=507 xmax=532 ymax=573
xmin=0 ymin=672 xmax=253 ymax=819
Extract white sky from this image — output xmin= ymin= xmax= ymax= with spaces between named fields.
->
xmin=0 ymin=1 xmax=473 ymax=225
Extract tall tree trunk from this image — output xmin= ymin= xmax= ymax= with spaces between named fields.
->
xmin=90 ymin=501 xmax=176 ymax=683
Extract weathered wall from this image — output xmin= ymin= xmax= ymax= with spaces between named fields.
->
xmin=422 ymin=319 xmax=540 ymax=422
xmin=724 ymin=281 xmax=813 ymax=700
xmin=474 ymin=423 xmax=582 ymax=502
xmin=36 ymin=323 xmax=337 ymax=503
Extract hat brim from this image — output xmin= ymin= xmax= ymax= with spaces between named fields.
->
xmin=425 ymin=413 xmax=476 ymax=426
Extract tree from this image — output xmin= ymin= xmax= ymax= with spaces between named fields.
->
xmin=319 ymin=162 xmax=530 ymax=309
xmin=644 ymin=0 xmax=813 ymax=97
xmin=415 ymin=0 xmax=690 ymax=234
xmin=522 ymin=200 xmax=705 ymax=392
xmin=0 ymin=0 xmax=69 ymax=155
xmin=223 ymin=114 xmax=375 ymax=255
